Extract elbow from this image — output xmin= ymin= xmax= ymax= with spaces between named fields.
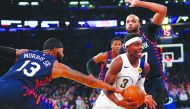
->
xmin=160 ymin=5 xmax=167 ymax=15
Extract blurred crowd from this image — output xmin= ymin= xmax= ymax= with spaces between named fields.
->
xmin=166 ymin=73 xmax=190 ymax=109
xmin=37 ymin=78 xmax=99 ymax=109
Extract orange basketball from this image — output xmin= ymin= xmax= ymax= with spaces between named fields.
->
xmin=122 ymin=85 xmax=145 ymax=107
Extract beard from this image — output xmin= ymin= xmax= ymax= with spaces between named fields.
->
xmin=127 ymin=28 xmax=138 ymax=33
xmin=56 ymin=53 xmax=63 ymax=63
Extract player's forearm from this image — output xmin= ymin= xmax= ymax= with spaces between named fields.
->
xmin=135 ymin=1 xmax=167 ymax=14
xmin=90 ymin=77 xmax=116 ymax=91
xmin=66 ymin=69 xmax=115 ymax=91
xmin=0 ymin=46 xmax=16 ymax=61
xmin=86 ymin=58 xmax=95 ymax=75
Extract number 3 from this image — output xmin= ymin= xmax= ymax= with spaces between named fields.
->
xmin=120 ymin=79 xmax=128 ymax=88
xmin=16 ymin=60 xmax=41 ymax=77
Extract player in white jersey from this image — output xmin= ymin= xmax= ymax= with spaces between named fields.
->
xmin=93 ymin=33 xmax=157 ymax=109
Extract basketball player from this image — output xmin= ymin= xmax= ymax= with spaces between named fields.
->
xmin=87 ymin=37 xmax=122 ymax=93
xmin=119 ymin=0 xmax=168 ymax=108
xmin=93 ymin=33 xmax=156 ymax=109
xmin=0 ymin=38 xmax=121 ymax=109
xmin=86 ymin=37 xmax=122 ymax=79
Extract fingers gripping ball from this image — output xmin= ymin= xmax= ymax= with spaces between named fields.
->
xmin=122 ymin=85 xmax=145 ymax=107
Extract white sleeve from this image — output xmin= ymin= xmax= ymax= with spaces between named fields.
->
xmin=135 ymin=77 xmax=146 ymax=94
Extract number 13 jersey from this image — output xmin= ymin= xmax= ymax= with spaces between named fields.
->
xmin=0 ymin=50 xmax=55 ymax=89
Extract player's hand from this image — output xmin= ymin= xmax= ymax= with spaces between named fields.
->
xmin=116 ymin=98 xmax=137 ymax=109
xmin=125 ymin=0 xmax=140 ymax=7
xmin=16 ymin=49 xmax=28 ymax=56
xmin=144 ymin=95 xmax=157 ymax=109
xmin=113 ymin=87 xmax=123 ymax=93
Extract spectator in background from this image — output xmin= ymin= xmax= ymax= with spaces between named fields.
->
xmin=177 ymin=85 xmax=189 ymax=109
xmin=75 ymin=96 xmax=85 ymax=109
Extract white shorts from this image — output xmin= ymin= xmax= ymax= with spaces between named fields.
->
xmin=93 ymin=91 xmax=124 ymax=109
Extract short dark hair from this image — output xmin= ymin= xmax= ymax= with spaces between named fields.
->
xmin=43 ymin=38 xmax=63 ymax=50
xmin=124 ymin=33 xmax=140 ymax=43
xmin=111 ymin=37 xmax=122 ymax=44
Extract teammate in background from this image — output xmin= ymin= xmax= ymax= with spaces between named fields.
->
xmin=119 ymin=0 xmax=168 ymax=108
xmin=0 ymin=38 xmax=121 ymax=109
xmin=86 ymin=37 xmax=122 ymax=93
xmin=86 ymin=37 xmax=122 ymax=79
xmin=93 ymin=33 xmax=156 ymax=109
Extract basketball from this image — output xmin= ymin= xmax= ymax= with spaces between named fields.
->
xmin=122 ymin=85 xmax=145 ymax=107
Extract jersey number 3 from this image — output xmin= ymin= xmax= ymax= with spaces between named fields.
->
xmin=120 ymin=79 xmax=129 ymax=88
xmin=16 ymin=60 xmax=41 ymax=77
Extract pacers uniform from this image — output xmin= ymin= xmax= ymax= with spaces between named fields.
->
xmin=0 ymin=50 xmax=55 ymax=109
xmin=93 ymin=54 xmax=145 ymax=109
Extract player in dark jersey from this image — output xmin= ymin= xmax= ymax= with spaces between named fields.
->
xmin=119 ymin=0 xmax=168 ymax=109
xmin=86 ymin=37 xmax=122 ymax=93
xmin=0 ymin=38 xmax=121 ymax=109
xmin=86 ymin=37 xmax=122 ymax=79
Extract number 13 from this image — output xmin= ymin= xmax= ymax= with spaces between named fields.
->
xmin=16 ymin=60 xmax=41 ymax=77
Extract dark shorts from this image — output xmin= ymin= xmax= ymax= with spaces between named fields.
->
xmin=138 ymin=77 xmax=169 ymax=109
xmin=0 ymin=80 xmax=54 ymax=109
xmin=144 ymin=77 xmax=169 ymax=106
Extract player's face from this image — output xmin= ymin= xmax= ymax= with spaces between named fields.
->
xmin=56 ymin=48 xmax=64 ymax=61
xmin=111 ymin=40 xmax=122 ymax=53
xmin=125 ymin=15 xmax=140 ymax=33
xmin=127 ymin=40 xmax=142 ymax=59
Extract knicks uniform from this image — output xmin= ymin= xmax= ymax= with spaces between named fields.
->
xmin=0 ymin=50 xmax=55 ymax=109
xmin=93 ymin=54 xmax=145 ymax=109
xmin=96 ymin=50 xmax=113 ymax=93
xmin=98 ymin=50 xmax=112 ymax=81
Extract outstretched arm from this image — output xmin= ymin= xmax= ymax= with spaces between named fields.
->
xmin=0 ymin=46 xmax=16 ymax=61
xmin=52 ymin=62 xmax=121 ymax=93
xmin=126 ymin=0 xmax=167 ymax=25
xmin=0 ymin=46 xmax=27 ymax=61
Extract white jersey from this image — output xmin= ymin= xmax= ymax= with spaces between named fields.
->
xmin=113 ymin=53 xmax=143 ymax=100
xmin=93 ymin=53 xmax=144 ymax=109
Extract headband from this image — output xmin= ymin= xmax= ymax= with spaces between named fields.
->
xmin=124 ymin=37 xmax=142 ymax=47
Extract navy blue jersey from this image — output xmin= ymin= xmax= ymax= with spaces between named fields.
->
xmin=0 ymin=50 xmax=55 ymax=89
xmin=140 ymin=22 xmax=164 ymax=79
xmin=98 ymin=50 xmax=112 ymax=80
xmin=119 ymin=22 xmax=164 ymax=80
xmin=140 ymin=32 xmax=164 ymax=79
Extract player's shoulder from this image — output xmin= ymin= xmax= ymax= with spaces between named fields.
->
xmin=111 ymin=55 xmax=122 ymax=65
xmin=93 ymin=51 xmax=108 ymax=62
xmin=98 ymin=51 xmax=108 ymax=57
xmin=26 ymin=50 xmax=41 ymax=53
